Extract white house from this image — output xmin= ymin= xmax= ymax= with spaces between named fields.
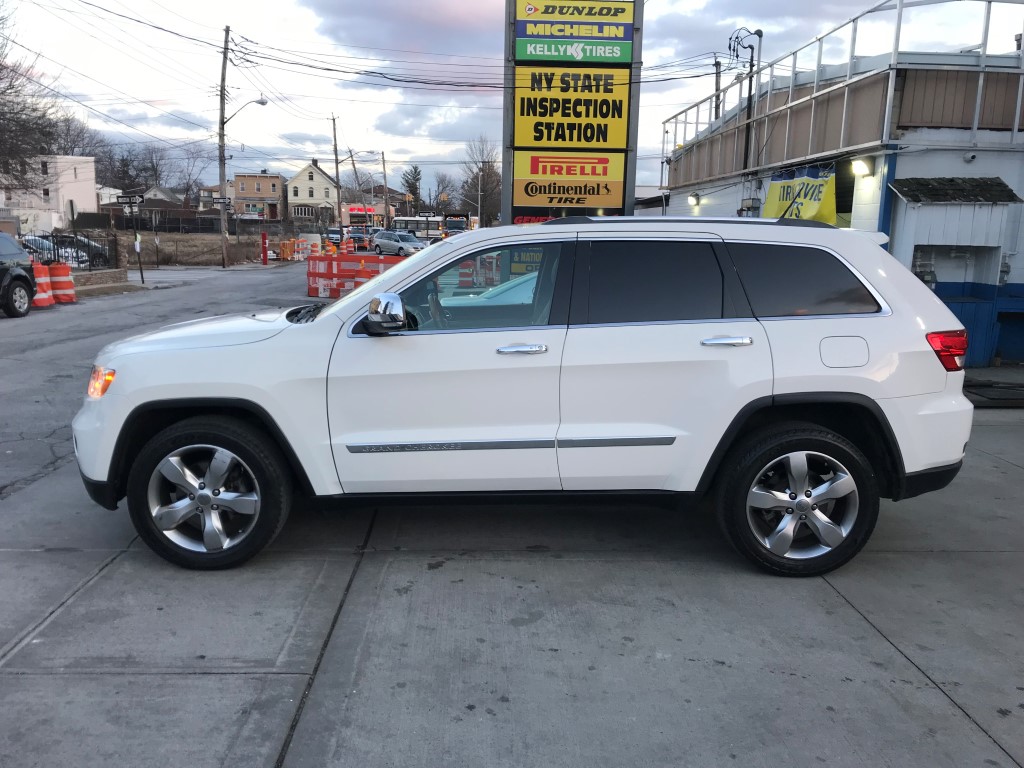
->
xmin=4 ymin=155 xmax=98 ymax=233
xmin=286 ymin=159 xmax=339 ymax=223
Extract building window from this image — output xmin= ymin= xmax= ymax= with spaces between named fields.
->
xmin=42 ymin=188 xmax=50 ymax=200
xmin=271 ymin=183 xmax=277 ymax=193
xmin=308 ymin=188 xmax=314 ymax=198
xmin=41 ymin=161 xmax=48 ymax=175
xmin=239 ymin=181 xmax=246 ymax=192
xmin=308 ymin=172 xmax=314 ymax=181
xmin=255 ymin=182 xmax=261 ymax=192
xmin=325 ymin=188 xmax=330 ymax=198
xmin=73 ymin=167 xmax=78 ymax=180
xmin=293 ymin=186 xmax=298 ymax=197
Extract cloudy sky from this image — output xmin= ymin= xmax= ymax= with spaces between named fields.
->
xmin=9 ymin=0 xmax=1022 ymax=193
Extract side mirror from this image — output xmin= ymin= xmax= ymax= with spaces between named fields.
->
xmin=364 ymin=292 xmax=407 ymax=335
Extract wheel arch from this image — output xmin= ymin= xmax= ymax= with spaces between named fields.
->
xmin=696 ymin=393 xmax=906 ymax=500
xmin=109 ymin=398 xmax=316 ymax=502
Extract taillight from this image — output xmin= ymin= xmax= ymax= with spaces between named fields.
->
xmin=926 ymin=330 xmax=968 ymax=372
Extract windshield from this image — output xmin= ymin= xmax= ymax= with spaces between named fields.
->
xmin=446 ymin=221 xmax=467 ymax=230
xmin=397 ymin=233 xmax=419 ymax=243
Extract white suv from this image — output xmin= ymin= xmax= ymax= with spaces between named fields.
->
xmin=73 ymin=218 xmax=972 ymax=575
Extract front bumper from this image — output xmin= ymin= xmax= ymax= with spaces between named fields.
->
xmin=80 ymin=471 xmax=120 ymax=510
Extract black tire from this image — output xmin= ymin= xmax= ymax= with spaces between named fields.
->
xmin=375 ymin=245 xmax=382 ymax=255
xmin=397 ymin=248 xmax=406 ymax=257
xmin=714 ymin=422 xmax=879 ymax=577
xmin=126 ymin=416 xmax=292 ymax=570
xmin=2 ymin=280 xmax=32 ymax=318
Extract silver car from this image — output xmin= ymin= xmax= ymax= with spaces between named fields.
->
xmin=373 ymin=231 xmax=424 ymax=257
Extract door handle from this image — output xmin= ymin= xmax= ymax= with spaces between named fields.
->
xmin=700 ymin=336 xmax=753 ymax=347
xmin=496 ymin=344 xmax=549 ymax=355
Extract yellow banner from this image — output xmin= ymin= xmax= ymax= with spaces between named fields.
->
xmin=761 ymin=169 xmax=837 ymax=224
xmin=516 ymin=0 xmax=634 ymax=23
xmin=513 ymin=66 xmax=629 ymax=149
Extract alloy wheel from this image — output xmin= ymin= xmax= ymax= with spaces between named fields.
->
xmin=145 ymin=443 xmax=261 ymax=553
xmin=745 ymin=450 xmax=859 ymax=560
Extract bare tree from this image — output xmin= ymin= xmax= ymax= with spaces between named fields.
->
xmin=49 ymin=111 xmax=108 ymax=157
xmin=460 ymin=135 xmax=501 ymax=226
xmin=0 ymin=3 xmax=57 ymax=189
xmin=174 ymin=143 xmax=214 ymax=207
xmin=433 ymin=171 xmax=459 ymax=213
xmin=137 ymin=143 xmax=179 ymax=189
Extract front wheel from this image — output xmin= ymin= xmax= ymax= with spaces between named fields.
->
xmin=715 ymin=423 xmax=879 ymax=577
xmin=2 ymin=280 xmax=32 ymax=318
xmin=126 ymin=416 xmax=292 ymax=569
xmin=397 ymin=248 xmax=407 ymax=256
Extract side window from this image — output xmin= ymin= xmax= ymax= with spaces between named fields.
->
xmin=397 ymin=242 xmax=564 ymax=331
xmin=585 ymin=240 xmax=723 ymax=324
xmin=728 ymin=243 xmax=881 ymax=317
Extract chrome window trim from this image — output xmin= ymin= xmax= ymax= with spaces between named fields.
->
xmin=567 ymin=317 xmax=757 ymax=330
xmin=724 ymin=239 xmax=893 ymax=318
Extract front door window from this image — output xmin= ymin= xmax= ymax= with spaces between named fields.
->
xmin=398 ymin=242 xmax=563 ymax=331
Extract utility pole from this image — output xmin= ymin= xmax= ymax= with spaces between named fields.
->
xmin=218 ymin=25 xmax=230 ymax=269
xmin=714 ymin=57 xmax=722 ymax=119
xmin=347 ymin=147 xmax=365 ymax=209
xmin=381 ymin=151 xmax=389 ymax=229
xmin=331 ymin=115 xmax=342 ymax=227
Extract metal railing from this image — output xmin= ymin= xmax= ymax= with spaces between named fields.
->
xmin=662 ymin=0 xmax=1024 ymax=187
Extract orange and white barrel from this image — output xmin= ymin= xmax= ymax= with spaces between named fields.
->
xmin=49 ymin=262 xmax=77 ymax=303
xmin=31 ymin=263 xmax=55 ymax=309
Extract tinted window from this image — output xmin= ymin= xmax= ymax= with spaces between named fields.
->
xmin=728 ymin=243 xmax=880 ymax=317
xmin=586 ymin=240 xmax=723 ymax=324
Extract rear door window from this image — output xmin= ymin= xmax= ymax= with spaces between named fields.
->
xmin=583 ymin=240 xmax=724 ymax=324
xmin=727 ymin=242 xmax=880 ymax=317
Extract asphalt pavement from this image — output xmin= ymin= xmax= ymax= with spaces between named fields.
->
xmin=0 ymin=263 xmax=1022 ymax=768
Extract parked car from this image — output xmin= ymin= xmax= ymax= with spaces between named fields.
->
xmin=20 ymin=236 xmax=89 ymax=268
xmin=48 ymin=233 xmax=109 ymax=267
xmin=346 ymin=226 xmax=375 ymax=251
xmin=373 ymin=231 xmax=425 ymax=256
xmin=326 ymin=227 xmax=342 ymax=245
xmin=0 ymin=233 xmax=37 ymax=318
xmin=73 ymin=217 xmax=972 ymax=575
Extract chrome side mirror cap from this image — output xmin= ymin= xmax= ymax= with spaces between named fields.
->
xmin=364 ymin=292 xmax=407 ymax=335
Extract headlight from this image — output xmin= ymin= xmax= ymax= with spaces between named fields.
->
xmin=87 ymin=366 xmax=116 ymax=398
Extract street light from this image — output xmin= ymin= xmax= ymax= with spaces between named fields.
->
xmin=219 ymin=95 xmax=268 ymax=268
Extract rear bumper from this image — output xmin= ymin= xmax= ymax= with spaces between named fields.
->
xmin=896 ymin=460 xmax=963 ymax=501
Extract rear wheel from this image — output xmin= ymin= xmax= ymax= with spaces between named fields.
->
xmin=715 ymin=423 xmax=879 ymax=576
xmin=126 ymin=416 xmax=292 ymax=569
xmin=2 ymin=280 xmax=32 ymax=318
xmin=375 ymin=245 xmax=382 ymax=255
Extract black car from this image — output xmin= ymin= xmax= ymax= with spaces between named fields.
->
xmin=0 ymin=233 xmax=37 ymax=318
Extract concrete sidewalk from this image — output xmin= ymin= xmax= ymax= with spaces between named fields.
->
xmin=965 ymin=364 xmax=1024 ymax=407
xmin=0 ymin=409 xmax=1021 ymax=768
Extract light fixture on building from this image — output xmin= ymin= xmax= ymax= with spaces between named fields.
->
xmin=851 ymin=157 xmax=876 ymax=177
xmin=687 ymin=192 xmax=701 ymax=206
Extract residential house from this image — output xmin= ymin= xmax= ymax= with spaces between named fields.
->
xmin=285 ymin=159 xmax=340 ymax=225
xmin=233 ymin=170 xmax=285 ymax=220
xmin=3 ymin=155 xmax=98 ymax=233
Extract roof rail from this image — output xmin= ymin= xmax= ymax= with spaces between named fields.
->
xmin=539 ymin=215 xmax=837 ymax=228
